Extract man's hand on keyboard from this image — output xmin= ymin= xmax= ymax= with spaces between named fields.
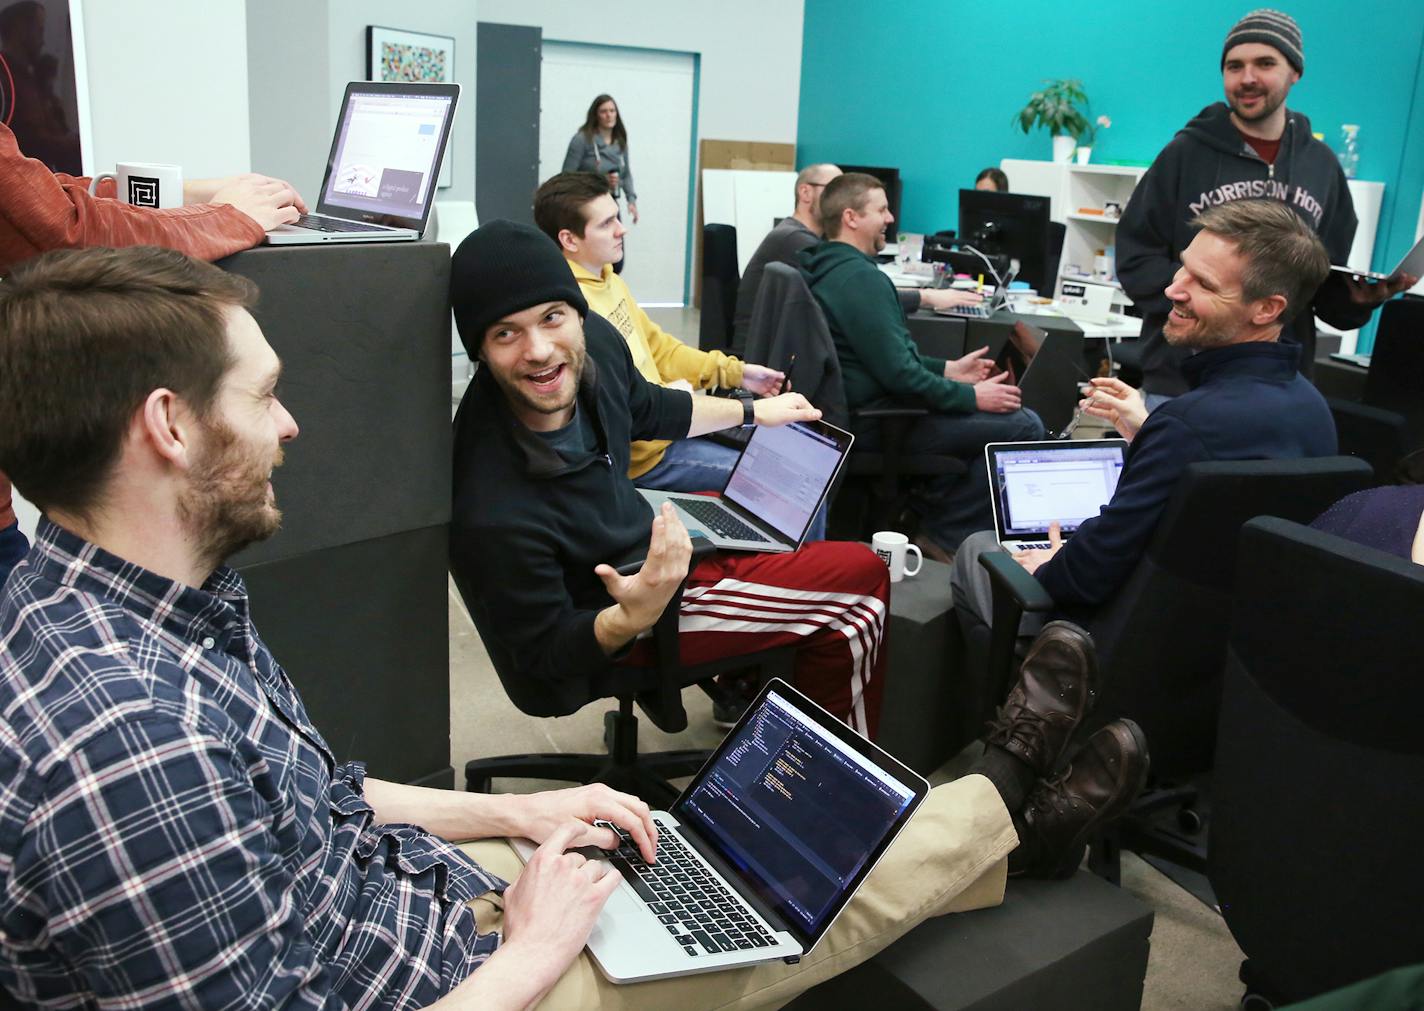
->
xmin=920 ymin=287 xmax=985 ymax=313
xmin=594 ymin=503 xmax=693 ymax=653
xmin=511 ymin=784 xmax=658 ymax=864
xmin=1013 ymin=521 xmax=1063 ymax=575
xmin=209 ymin=173 xmax=307 ymax=230
xmin=500 ymin=819 xmax=623 ymax=997
xmin=752 ymin=391 xmax=821 ymax=428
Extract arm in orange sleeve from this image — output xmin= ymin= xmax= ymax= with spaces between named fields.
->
xmin=0 ymin=124 xmax=264 ymax=275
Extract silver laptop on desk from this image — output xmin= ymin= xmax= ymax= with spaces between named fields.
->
xmin=265 ymin=81 xmax=459 ymax=245
xmin=639 ymin=420 xmax=853 ymax=553
xmin=986 ymin=440 xmax=1128 ymax=551
xmin=511 ymin=678 xmax=929 ymax=983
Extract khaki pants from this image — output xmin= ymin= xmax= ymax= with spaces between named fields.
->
xmin=459 ymin=774 xmax=1016 ymax=1010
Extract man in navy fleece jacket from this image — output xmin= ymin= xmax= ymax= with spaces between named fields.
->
xmin=951 ymin=198 xmax=1336 ymax=629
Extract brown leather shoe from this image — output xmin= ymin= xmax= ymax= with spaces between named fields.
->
xmin=983 ymin=620 xmax=1098 ymax=778
xmin=1009 ymin=719 xmax=1151 ymax=879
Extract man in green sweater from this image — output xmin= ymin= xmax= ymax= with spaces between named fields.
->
xmin=802 ymin=172 xmax=1044 ymax=559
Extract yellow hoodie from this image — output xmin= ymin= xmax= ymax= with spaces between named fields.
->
xmin=568 ymin=259 xmax=745 ymax=478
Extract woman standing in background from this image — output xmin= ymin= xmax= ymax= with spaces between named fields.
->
xmin=563 ymin=94 xmax=637 ymax=270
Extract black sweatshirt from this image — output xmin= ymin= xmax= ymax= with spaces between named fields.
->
xmin=449 ymin=313 xmax=692 ymax=718
xmin=1116 ymin=102 xmax=1372 ymax=396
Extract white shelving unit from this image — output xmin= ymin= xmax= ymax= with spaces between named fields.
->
xmin=1002 ymin=159 xmax=1145 ymax=309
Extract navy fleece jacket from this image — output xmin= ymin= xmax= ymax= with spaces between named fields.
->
xmin=1035 ymin=341 xmax=1336 ymax=607
xmin=1116 ymin=103 xmax=1371 ymax=395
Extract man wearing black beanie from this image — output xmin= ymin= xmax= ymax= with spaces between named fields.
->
xmin=1117 ymin=8 xmax=1416 ymax=407
xmin=447 ymin=219 xmax=890 ymax=735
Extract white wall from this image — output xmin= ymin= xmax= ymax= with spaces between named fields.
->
xmin=476 ymin=1 xmax=805 ymax=145
xmin=81 ymin=0 xmax=251 ymax=178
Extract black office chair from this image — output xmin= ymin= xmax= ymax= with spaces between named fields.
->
xmin=1328 ymin=295 xmax=1424 ymax=480
xmin=744 ymin=262 xmax=965 ymax=537
xmin=1210 ymin=516 xmax=1424 ymax=1008
xmin=973 ymin=457 xmax=1374 ymax=891
xmin=458 ymin=539 xmax=794 ymax=808
xmin=699 ymin=223 xmax=740 ymax=354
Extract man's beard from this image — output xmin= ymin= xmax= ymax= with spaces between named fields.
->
xmin=495 ymin=341 xmax=586 ymax=420
xmin=178 ymin=417 xmax=283 ymax=573
xmin=1229 ymin=86 xmax=1285 ymax=124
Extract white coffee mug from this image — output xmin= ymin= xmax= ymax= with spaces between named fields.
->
xmin=872 ymin=531 xmax=923 ymax=583
xmin=89 ymin=162 xmax=183 ymax=209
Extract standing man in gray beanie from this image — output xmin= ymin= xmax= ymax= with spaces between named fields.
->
xmin=1116 ymin=8 xmax=1417 ymax=409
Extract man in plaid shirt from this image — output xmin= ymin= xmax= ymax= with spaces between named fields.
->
xmin=0 ymin=246 xmax=658 ymax=1008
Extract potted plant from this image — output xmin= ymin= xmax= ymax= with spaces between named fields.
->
xmin=1076 ymin=115 xmax=1112 ymax=164
xmin=1014 ymin=79 xmax=1090 ymax=163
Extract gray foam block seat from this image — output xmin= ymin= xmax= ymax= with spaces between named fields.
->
xmin=785 ymin=871 xmax=1153 ymax=1010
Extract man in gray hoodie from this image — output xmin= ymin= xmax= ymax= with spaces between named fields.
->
xmin=1116 ymin=8 xmax=1415 ymax=404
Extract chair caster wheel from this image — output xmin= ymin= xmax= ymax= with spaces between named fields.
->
xmin=1178 ymin=807 xmax=1204 ymax=834
xmin=1240 ymin=992 xmax=1274 ymax=1010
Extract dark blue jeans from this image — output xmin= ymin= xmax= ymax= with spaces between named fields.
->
xmin=855 ymin=408 xmax=1045 ymax=551
xmin=0 ymin=520 xmax=29 ymax=590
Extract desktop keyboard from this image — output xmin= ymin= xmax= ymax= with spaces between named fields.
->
xmin=670 ymin=497 xmax=770 ymax=543
xmin=605 ymin=824 xmax=776 ymax=957
xmin=294 ymin=213 xmax=390 ymax=234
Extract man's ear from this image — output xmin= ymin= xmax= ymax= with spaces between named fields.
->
xmin=138 ymin=388 xmax=195 ymax=470
xmin=556 ymin=227 xmax=580 ymax=255
xmin=1251 ymin=293 xmax=1289 ymax=327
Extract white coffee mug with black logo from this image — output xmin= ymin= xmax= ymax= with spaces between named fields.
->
xmin=872 ymin=531 xmax=923 ymax=583
xmin=88 ymin=162 xmax=183 ymax=209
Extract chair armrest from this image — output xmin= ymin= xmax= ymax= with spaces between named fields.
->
xmin=639 ymin=538 xmax=719 ymax=732
xmin=981 ymin=550 xmax=1056 ymax=613
xmin=854 ymin=406 xmax=931 ymax=420
xmin=980 ymin=550 xmax=1057 ymax=704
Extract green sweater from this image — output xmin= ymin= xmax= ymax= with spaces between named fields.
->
xmin=800 ymin=240 xmax=976 ymax=414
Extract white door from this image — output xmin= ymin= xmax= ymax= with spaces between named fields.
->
xmin=538 ymin=42 xmax=695 ymax=305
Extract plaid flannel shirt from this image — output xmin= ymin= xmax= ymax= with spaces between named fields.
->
xmin=0 ymin=520 xmax=504 ymax=1009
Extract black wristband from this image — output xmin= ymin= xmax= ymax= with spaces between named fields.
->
xmin=740 ymin=397 xmax=756 ymax=428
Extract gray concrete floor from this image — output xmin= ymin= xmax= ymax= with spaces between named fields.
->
xmin=447 ymin=304 xmax=1247 ymax=1010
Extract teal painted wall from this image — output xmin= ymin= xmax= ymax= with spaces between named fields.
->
xmin=798 ymin=0 xmax=1424 ymax=349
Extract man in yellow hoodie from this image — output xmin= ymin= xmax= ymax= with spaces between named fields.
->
xmin=534 ymin=172 xmax=786 ymax=495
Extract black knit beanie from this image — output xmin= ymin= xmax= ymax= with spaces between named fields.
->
xmin=1222 ymin=9 xmax=1304 ymax=76
xmin=449 ymin=220 xmax=588 ymax=357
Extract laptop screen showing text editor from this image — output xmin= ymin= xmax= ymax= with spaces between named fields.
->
xmin=676 ymin=689 xmax=916 ymax=941
xmin=722 ymin=423 xmax=843 ymax=542
xmin=322 ymin=91 xmax=454 ymax=219
xmin=996 ymin=445 xmax=1124 ymax=536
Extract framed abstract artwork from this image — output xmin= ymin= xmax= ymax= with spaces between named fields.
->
xmin=366 ymin=25 xmax=455 ymax=188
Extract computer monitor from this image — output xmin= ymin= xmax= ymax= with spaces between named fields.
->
xmin=839 ymin=164 xmax=901 ymax=242
xmin=957 ymin=189 xmax=1053 ymax=292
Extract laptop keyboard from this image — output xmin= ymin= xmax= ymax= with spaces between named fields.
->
xmin=1010 ymin=541 xmax=1052 ymax=550
xmin=936 ymin=303 xmax=993 ymax=318
xmin=669 ymin=497 xmax=770 ymax=544
xmin=294 ymin=213 xmax=390 ymax=234
xmin=605 ymin=824 xmax=776 ymax=958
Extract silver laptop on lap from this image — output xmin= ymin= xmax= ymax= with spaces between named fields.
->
xmin=265 ymin=81 xmax=460 ymax=245
xmin=512 ymin=678 xmax=929 ymax=983
xmin=986 ymin=439 xmax=1128 ymax=551
xmin=639 ymin=420 xmax=853 ymax=553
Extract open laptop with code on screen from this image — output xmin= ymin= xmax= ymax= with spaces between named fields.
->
xmin=986 ymin=439 xmax=1128 ymax=551
xmin=511 ymin=677 xmax=929 ymax=983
